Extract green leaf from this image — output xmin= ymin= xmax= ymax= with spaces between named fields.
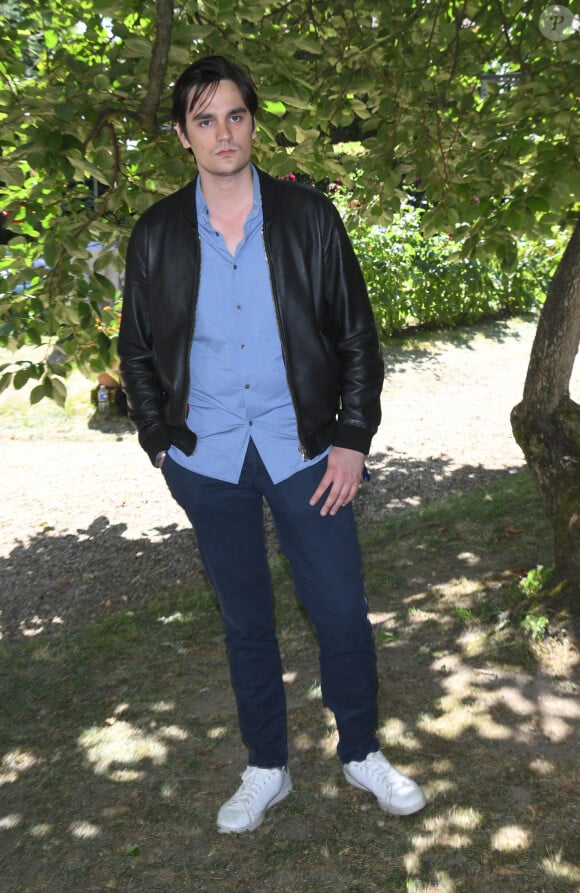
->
xmin=30 ymin=383 xmax=47 ymax=405
xmin=263 ymin=100 xmax=287 ymax=117
xmin=278 ymin=95 xmax=313 ymax=111
xmin=51 ymin=376 xmax=67 ymax=407
xmin=0 ymin=371 xmax=13 ymax=395
xmin=43 ymin=236 xmax=60 ymax=269
xmin=44 ymin=30 xmax=59 ymax=49
xmin=13 ymin=366 xmax=35 ymax=389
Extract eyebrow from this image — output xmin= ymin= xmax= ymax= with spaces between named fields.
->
xmin=192 ymin=106 xmax=248 ymax=121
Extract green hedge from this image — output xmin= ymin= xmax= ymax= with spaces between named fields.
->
xmin=339 ymin=202 xmax=567 ymax=338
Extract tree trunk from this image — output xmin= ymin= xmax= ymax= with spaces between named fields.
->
xmin=511 ymin=217 xmax=580 ymax=582
xmin=139 ymin=0 xmax=174 ymax=133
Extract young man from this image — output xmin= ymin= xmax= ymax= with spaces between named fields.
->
xmin=118 ymin=55 xmax=426 ymax=833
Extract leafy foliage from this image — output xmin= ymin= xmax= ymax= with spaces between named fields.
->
xmin=0 ymin=0 xmax=578 ymax=399
xmin=339 ymin=201 xmax=568 ymax=336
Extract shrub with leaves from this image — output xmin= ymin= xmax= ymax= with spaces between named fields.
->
xmin=337 ymin=200 xmax=567 ymax=338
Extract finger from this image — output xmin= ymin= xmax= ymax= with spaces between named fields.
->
xmin=320 ymin=479 xmax=358 ymax=516
xmin=309 ymin=471 xmax=333 ymax=506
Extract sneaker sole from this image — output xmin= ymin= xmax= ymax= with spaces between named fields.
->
xmin=217 ymin=776 xmax=293 ymax=834
xmin=343 ymin=770 xmax=427 ymax=816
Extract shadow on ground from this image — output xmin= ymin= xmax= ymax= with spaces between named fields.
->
xmin=0 ymin=455 xmax=525 ymax=643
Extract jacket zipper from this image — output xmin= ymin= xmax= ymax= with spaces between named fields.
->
xmin=261 ymin=226 xmax=308 ymax=460
xmin=183 ymin=234 xmax=201 ymax=426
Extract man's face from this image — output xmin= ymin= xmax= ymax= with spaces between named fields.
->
xmin=177 ymin=79 xmax=256 ymax=180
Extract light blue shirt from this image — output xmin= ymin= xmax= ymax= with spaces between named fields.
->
xmin=169 ymin=166 xmax=327 ymax=484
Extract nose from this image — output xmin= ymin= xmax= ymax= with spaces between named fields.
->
xmin=216 ymin=118 xmax=232 ymax=142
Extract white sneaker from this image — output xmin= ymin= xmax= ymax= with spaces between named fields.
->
xmin=343 ymin=751 xmax=427 ymax=816
xmin=217 ymin=766 xmax=292 ymax=833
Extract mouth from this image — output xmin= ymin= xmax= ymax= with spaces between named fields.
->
xmin=215 ymin=148 xmax=236 ymax=157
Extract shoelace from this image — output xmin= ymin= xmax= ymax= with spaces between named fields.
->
xmin=360 ymin=753 xmax=398 ymax=792
xmin=228 ymin=768 xmax=277 ymax=808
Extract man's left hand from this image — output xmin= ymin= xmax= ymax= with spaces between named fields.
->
xmin=309 ymin=446 xmax=365 ymax=517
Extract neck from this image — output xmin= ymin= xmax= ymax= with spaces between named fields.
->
xmin=198 ymin=164 xmax=254 ymax=217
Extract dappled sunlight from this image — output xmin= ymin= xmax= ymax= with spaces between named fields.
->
xmin=149 ymin=700 xmax=176 ymax=713
xmin=424 ymin=657 xmax=580 ymax=746
xmin=408 ymin=607 xmax=440 ymax=624
xmin=18 ymin=614 xmax=65 ymax=638
xmin=426 ymin=777 xmax=456 ymax=799
xmin=0 ymin=748 xmax=40 ymax=786
xmin=160 ymin=782 xmax=178 ymax=799
xmin=542 ymin=851 xmax=580 ymax=883
xmin=528 ymin=757 xmax=556 ymax=775
xmin=442 ymin=576 xmax=483 ymax=596
xmin=492 ymin=685 xmax=535 ymax=716
xmin=307 ymin=681 xmax=323 ymax=701
xmin=317 ymin=709 xmax=339 ymax=759
xmin=454 ymin=629 xmax=489 ymax=659
xmin=404 ymin=807 xmax=483 ymax=875
xmin=491 ymin=824 xmax=531 ymax=851
xmin=407 ymin=871 xmax=456 ymax=893
xmin=407 ymin=650 xmax=580 ymax=749
xmin=29 ymin=823 xmax=53 ymax=838
xmin=157 ymin=611 xmax=194 ymax=625
xmin=207 ymin=725 xmax=228 ymax=740
xmin=69 ymin=820 xmax=101 ymax=840
xmin=424 ymin=758 xmax=457 ymax=799
xmin=317 ymin=733 xmax=339 ymax=758
xmin=320 ymin=780 xmax=340 ymax=799
xmin=0 ymin=814 xmax=22 ymax=830
xmin=456 ymin=552 xmax=481 ymax=567
xmin=368 ymin=610 xmax=396 ymax=625
xmin=78 ymin=718 xmax=189 ymax=781
xmin=418 ymin=694 xmax=512 ymax=742
xmin=380 ymin=718 xmax=423 ymax=752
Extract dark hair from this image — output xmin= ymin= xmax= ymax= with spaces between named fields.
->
xmin=171 ymin=55 xmax=258 ymax=132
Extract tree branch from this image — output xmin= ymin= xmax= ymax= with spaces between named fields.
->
xmin=140 ymin=0 xmax=175 ymax=133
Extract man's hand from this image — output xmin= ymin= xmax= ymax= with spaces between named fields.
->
xmin=309 ymin=446 xmax=365 ymax=516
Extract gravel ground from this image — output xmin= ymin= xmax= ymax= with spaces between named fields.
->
xmin=1 ymin=317 xmax=569 ymax=643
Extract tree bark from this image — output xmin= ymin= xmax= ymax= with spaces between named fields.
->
xmin=511 ymin=217 xmax=580 ymax=582
xmin=139 ymin=0 xmax=175 ymax=133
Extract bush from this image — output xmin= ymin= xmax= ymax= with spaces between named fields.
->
xmin=337 ymin=200 xmax=567 ymax=339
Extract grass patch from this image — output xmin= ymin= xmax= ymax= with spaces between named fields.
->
xmin=1 ymin=472 xmax=579 ymax=892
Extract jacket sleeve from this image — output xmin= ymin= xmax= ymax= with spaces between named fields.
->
xmin=322 ymin=202 xmax=384 ymax=454
xmin=117 ymin=220 xmax=172 ymax=465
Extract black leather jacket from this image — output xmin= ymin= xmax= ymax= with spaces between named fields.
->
xmin=118 ymin=167 xmax=384 ymax=465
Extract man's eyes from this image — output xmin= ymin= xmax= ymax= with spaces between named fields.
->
xmin=196 ymin=114 xmax=245 ymax=127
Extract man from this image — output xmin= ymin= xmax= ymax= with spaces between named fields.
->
xmin=118 ymin=55 xmax=426 ymax=833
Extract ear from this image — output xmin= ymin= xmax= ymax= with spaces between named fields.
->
xmin=176 ymin=124 xmax=191 ymax=150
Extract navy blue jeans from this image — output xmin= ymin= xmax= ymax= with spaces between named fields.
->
xmin=162 ymin=440 xmax=379 ymax=767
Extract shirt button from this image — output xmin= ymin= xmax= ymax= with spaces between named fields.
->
xmin=233 ymin=264 xmax=238 ymax=270
xmin=244 ymin=384 xmax=250 ymax=389
xmin=248 ymin=420 xmax=254 ymax=426
xmin=240 ymin=344 xmax=246 ymax=349
xmin=237 ymin=304 xmax=242 ymax=309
